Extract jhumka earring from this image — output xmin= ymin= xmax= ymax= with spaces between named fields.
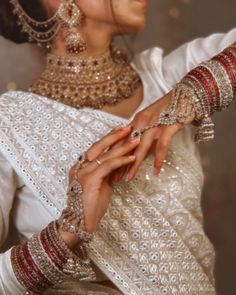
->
xmin=58 ymin=0 xmax=87 ymax=54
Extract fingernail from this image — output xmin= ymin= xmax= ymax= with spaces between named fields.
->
xmin=112 ymin=125 xmax=123 ymax=131
xmin=119 ymin=126 xmax=131 ymax=132
xmin=125 ymin=173 xmax=130 ymax=182
xmin=128 ymin=155 xmax=136 ymax=160
xmin=113 ymin=125 xmax=130 ymax=131
xmin=153 ymin=167 xmax=159 ymax=176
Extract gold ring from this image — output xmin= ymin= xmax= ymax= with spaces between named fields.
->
xmin=95 ymin=159 xmax=102 ymax=166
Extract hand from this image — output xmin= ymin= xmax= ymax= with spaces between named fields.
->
xmin=68 ymin=126 xmax=140 ymax=233
xmin=113 ymin=92 xmax=187 ymax=182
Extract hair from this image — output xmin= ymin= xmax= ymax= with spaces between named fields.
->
xmin=0 ymin=0 xmax=47 ymax=44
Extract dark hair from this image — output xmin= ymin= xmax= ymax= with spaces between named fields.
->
xmin=0 ymin=0 xmax=47 ymax=44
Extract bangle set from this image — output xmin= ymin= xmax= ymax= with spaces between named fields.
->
xmin=11 ymin=221 xmax=95 ymax=294
xmin=120 ymin=43 xmax=236 ymax=143
xmin=11 ymin=153 xmax=96 ymax=294
xmin=157 ymin=42 xmax=236 ymax=143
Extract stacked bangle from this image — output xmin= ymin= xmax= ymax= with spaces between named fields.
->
xmin=11 ymin=153 xmax=96 ymax=294
xmin=158 ymin=42 xmax=236 ymax=143
xmin=11 ymin=221 xmax=96 ymax=294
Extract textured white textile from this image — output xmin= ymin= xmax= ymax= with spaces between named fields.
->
xmin=0 ymin=27 xmax=236 ymax=295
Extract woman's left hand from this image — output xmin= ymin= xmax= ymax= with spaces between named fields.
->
xmin=113 ymin=92 xmax=185 ymax=181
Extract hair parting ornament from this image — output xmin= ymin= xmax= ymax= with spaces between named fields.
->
xmin=10 ymin=0 xmax=87 ymax=53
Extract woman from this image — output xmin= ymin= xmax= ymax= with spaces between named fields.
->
xmin=0 ymin=0 xmax=236 ymax=294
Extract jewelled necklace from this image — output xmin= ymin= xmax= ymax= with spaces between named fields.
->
xmin=29 ymin=48 xmax=141 ymax=110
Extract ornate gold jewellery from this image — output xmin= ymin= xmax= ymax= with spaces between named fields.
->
xmin=29 ymin=48 xmax=141 ymax=110
xmin=57 ymin=0 xmax=87 ymax=54
xmin=11 ymin=0 xmax=87 ymax=53
xmin=11 ymin=0 xmax=141 ymax=109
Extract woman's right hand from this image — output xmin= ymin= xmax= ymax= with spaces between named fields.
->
xmin=68 ymin=126 xmax=140 ymax=233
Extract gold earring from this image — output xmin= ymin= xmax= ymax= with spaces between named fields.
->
xmin=58 ymin=0 xmax=87 ymax=54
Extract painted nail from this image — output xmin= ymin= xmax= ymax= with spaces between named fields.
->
xmin=123 ymin=125 xmax=131 ymax=130
xmin=125 ymin=175 xmax=130 ymax=182
xmin=118 ymin=126 xmax=131 ymax=132
xmin=126 ymin=171 xmax=133 ymax=182
xmin=113 ymin=125 xmax=131 ymax=131
xmin=128 ymin=155 xmax=136 ymax=160
xmin=153 ymin=167 xmax=159 ymax=176
xmin=112 ymin=125 xmax=123 ymax=131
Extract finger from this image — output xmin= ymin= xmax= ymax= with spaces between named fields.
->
xmin=154 ymin=139 xmax=170 ymax=175
xmin=86 ymin=125 xmax=131 ymax=161
xmin=124 ymin=126 xmax=161 ymax=182
xmin=129 ymin=108 xmax=156 ymax=128
xmin=110 ymin=137 xmax=127 ymax=150
xmin=153 ymin=125 xmax=181 ymax=175
xmin=108 ymin=134 xmax=135 ymax=181
xmin=111 ymin=160 xmax=131 ymax=182
xmin=92 ymin=155 xmax=137 ymax=179
xmin=80 ymin=138 xmax=140 ymax=175
xmin=101 ymin=137 xmax=140 ymax=162
xmin=110 ymin=115 xmax=156 ymax=181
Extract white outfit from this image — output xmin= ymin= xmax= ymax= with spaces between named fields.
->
xmin=0 ymin=28 xmax=236 ymax=295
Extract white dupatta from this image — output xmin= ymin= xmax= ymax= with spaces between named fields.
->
xmin=0 ymin=91 xmax=216 ymax=295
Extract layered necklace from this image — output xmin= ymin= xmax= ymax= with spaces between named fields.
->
xmin=30 ymin=48 xmax=141 ymax=110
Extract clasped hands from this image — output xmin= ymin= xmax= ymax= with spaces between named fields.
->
xmin=67 ymin=91 xmax=190 ymax=235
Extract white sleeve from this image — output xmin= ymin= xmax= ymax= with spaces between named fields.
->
xmin=162 ymin=27 xmax=236 ymax=87
xmin=0 ymin=249 xmax=25 ymax=294
xmin=0 ymin=152 xmax=25 ymax=294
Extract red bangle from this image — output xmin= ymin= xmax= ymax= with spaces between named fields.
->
xmin=195 ymin=66 xmax=220 ymax=113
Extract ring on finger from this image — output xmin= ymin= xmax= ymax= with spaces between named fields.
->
xmin=130 ymin=122 xmax=160 ymax=140
xmin=103 ymin=146 xmax=111 ymax=154
xmin=95 ymin=158 xmax=102 ymax=166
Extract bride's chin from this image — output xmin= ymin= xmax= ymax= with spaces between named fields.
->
xmin=118 ymin=16 xmax=146 ymax=34
xmin=129 ymin=18 xmax=146 ymax=33
xmin=134 ymin=0 xmax=148 ymax=9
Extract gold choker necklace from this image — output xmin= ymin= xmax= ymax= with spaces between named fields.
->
xmin=29 ymin=48 xmax=141 ymax=110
